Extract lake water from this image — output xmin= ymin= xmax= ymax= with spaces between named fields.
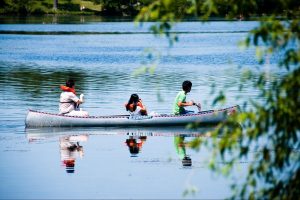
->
xmin=0 ymin=17 xmax=274 ymax=199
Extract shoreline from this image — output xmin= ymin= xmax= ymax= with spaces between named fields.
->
xmin=0 ymin=14 xmax=266 ymax=24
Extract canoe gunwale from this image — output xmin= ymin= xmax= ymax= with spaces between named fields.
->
xmin=28 ymin=109 xmax=130 ymax=119
xmin=28 ymin=105 xmax=238 ymax=119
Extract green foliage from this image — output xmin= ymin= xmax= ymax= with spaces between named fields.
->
xmin=99 ymin=0 xmax=147 ymax=16
xmin=91 ymin=0 xmax=101 ymax=4
xmin=135 ymin=0 xmax=191 ymax=45
xmin=2 ymin=0 xmax=35 ymax=15
xmin=1 ymin=0 xmax=102 ymax=15
xmin=136 ymin=0 xmax=300 ymax=199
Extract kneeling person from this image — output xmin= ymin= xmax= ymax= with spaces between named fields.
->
xmin=59 ymin=79 xmax=89 ymax=117
xmin=125 ymin=94 xmax=148 ymax=116
xmin=173 ymin=80 xmax=201 ymax=115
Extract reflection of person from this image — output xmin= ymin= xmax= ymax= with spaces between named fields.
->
xmin=60 ymin=135 xmax=88 ymax=173
xmin=174 ymin=136 xmax=192 ymax=167
xmin=59 ymin=79 xmax=89 ymax=116
xmin=125 ymin=135 xmax=147 ymax=157
xmin=125 ymin=94 xmax=148 ymax=116
xmin=173 ymin=80 xmax=201 ymax=115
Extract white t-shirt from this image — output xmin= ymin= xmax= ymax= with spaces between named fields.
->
xmin=59 ymin=92 xmax=79 ymax=114
xmin=129 ymin=106 xmax=142 ymax=116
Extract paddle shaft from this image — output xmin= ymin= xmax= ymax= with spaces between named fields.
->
xmin=192 ymin=102 xmax=200 ymax=108
xmin=194 ymin=103 xmax=201 ymax=109
xmin=193 ymin=102 xmax=201 ymax=112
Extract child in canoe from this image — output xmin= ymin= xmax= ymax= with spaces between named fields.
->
xmin=173 ymin=80 xmax=201 ymax=115
xmin=59 ymin=79 xmax=89 ymax=117
xmin=125 ymin=94 xmax=148 ymax=116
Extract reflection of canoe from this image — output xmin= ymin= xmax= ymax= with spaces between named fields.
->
xmin=25 ymin=126 xmax=216 ymax=141
xmin=25 ymin=106 xmax=238 ymax=127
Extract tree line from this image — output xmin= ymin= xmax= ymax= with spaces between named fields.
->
xmin=1 ymin=0 xmax=298 ymax=17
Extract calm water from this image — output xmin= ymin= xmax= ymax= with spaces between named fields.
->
xmin=0 ymin=17 xmax=276 ymax=199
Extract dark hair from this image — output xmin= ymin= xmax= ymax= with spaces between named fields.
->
xmin=126 ymin=138 xmax=140 ymax=156
xmin=182 ymin=80 xmax=192 ymax=92
xmin=129 ymin=146 xmax=139 ymax=155
xmin=66 ymin=79 xmax=75 ymax=88
xmin=126 ymin=94 xmax=139 ymax=111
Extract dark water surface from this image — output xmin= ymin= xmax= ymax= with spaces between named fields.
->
xmin=0 ymin=18 xmax=277 ymax=199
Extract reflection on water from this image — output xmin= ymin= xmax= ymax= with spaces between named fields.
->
xmin=26 ymin=127 xmax=214 ymax=171
xmin=0 ymin=125 xmax=247 ymax=199
xmin=125 ymin=134 xmax=147 ymax=157
xmin=174 ymin=136 xmax=192 ymax=167
xmin=59 ymin=134 xmax=88 ymax=173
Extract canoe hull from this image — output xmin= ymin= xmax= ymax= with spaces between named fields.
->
xmin=25 ymin=106 xmax=238 ymax=127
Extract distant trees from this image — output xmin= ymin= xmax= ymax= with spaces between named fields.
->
xmin=8 ymin=0 xmax=34 ymax=15
xmin=1 ymin=0 xmax=103 ymax=15
xmin=100 ymin=0 xmax=142 ymax=16
xmin=2 ymin=0 xmax=299 ymax=17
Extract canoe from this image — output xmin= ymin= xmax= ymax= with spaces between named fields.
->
xmin=25 ymin=105 xmax=238 ymax=127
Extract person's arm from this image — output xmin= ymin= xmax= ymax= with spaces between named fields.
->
xmin=138 ymin=99 xmax=148 ymax=115
xmin=177 ymin=100 xmax=194 ymax=107
xmin=139 ymin=99 xmax=146 ymax=110
xmin=78 ymin=94 xmax=84 ymax=104
xmin=70 ymin=93 xmax=83 ymax=105
xmin=140 ymin=107 xmax=147 ymax=112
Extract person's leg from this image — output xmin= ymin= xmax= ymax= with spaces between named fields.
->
xmin=66 ymin=110 xmax=89 ymax=117
xmin=182 ymin=110 xmax=194 ymax=114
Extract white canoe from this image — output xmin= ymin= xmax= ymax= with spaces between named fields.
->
xmin=25 ymin=105 xmax=238 ymax=127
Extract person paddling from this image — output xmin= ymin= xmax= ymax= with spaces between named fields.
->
xmin=125 ymin=94 xmax=148 ymax=116
xmin=173 ymin=80 xmax=201 ymax=115
xmin=59 ymin=79 xmax=89 ymax=117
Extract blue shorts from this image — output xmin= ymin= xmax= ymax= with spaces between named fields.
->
xmin=181 ymin=110 xmax=194 ymax=114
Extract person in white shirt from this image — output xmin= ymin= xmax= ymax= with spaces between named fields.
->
xmin=59 ymin=79 xmax=89 ymax=117
xmin=125 ymin=94 xmax=148 ymax=117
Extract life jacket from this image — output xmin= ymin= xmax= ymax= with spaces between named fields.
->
xmin=125 ymin=139 xmax=144 ymax=148
xmin=60 ymin=85 xmax=76 ymax=94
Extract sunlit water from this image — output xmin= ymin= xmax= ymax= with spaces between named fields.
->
xmin=0 ymin=17 xmax=277 ymax=199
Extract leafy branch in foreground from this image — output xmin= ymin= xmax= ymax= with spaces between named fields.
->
xmin=136 ymin=0 xmax=300 ymax=199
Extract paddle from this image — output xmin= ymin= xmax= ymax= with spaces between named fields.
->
xmin=76 ymin=94 xmax=84 ymax=110
xmin=193 ymin=102 xmax=201 ymax=112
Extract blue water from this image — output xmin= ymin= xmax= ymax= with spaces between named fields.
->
xmin=0 ymin=20 xmax=258 ymax=32
xmin=0 ymin=19 xmax=274 ymax=199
